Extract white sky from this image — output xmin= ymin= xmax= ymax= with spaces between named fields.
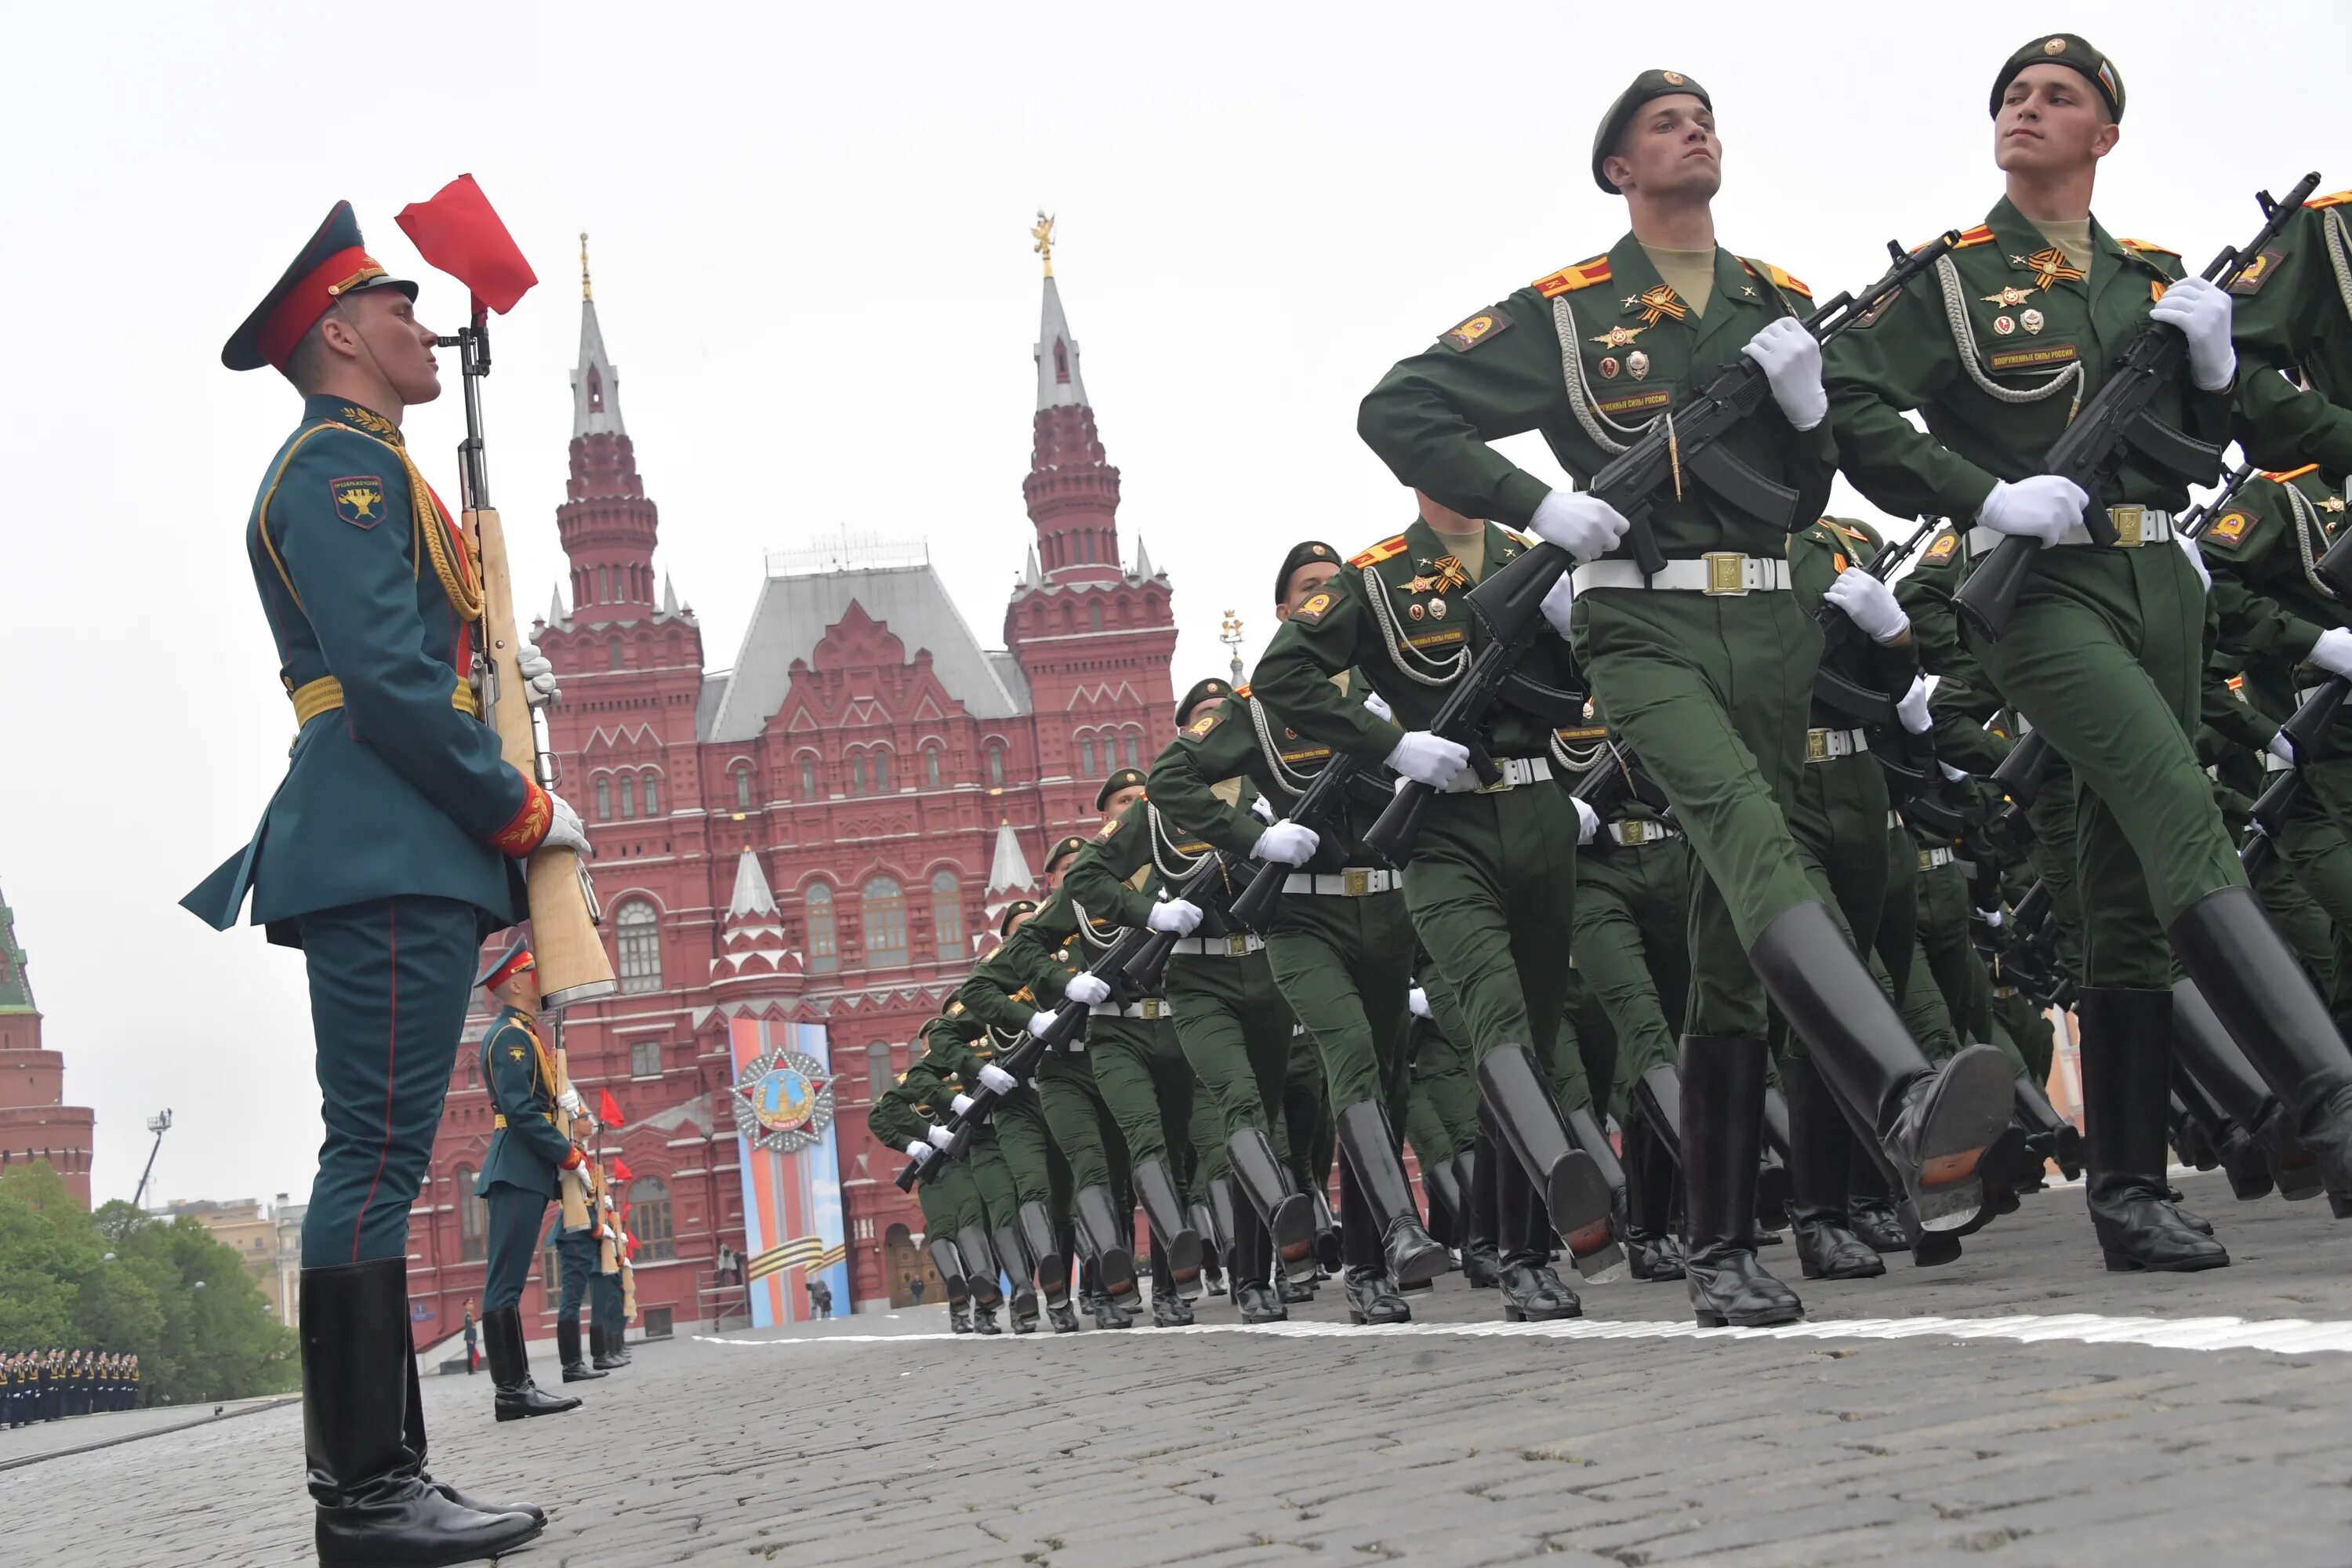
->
xmin=2 ymin=0 xmax=2342 ymax=1209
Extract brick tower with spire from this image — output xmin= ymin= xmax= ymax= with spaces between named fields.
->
xmin=0 ymin=882 xmax=96 ymax=1205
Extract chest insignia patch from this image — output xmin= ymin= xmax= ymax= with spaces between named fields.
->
xmin=2205 ymin=510 xmax=2252 ymax=546
xmin=332 ymin=476 xmax=387 ymax=528
xmin=1590 ymin=323 xmax=1646 ymax=349
xmin=1988 ymin=343 xmax=2078 ymax=374
xmin=1441 ymin=309 xmax=1514 ymax=352
xmin=1403 ymin=557 xmax=1470 ymax=595
xmin=1595 ymin=387 xmax=1671 ymax=417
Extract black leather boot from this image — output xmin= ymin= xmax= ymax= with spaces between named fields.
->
xmin=556 ymin=1319 xmax=603 ymax=1383
xmin=956 ymin=1223 xmax=1005 ymax=1310
xmin=1228 ymin=1200 xmax=1287 ymax=1323
xmin=1458 ymin=1136 xmax=1502 ymax=1287
xmin=1421 ymin=1149 xmax=1465 ymax=1249
xmin=1018 ymin=1201 xmax=1069 ymax=1304
xmin=1311 ymin=1186 xmax=1345 ymax=1275
xmin=2175 ymin=1065 xmax=2276 ymax=1200
xmin=589 ymin=1323 xmax=626 ymax=1371
xmin=2079 ymin=989 xmax=2229 ymax=1272
xmin=402 ymin=1308 xmax=546 ymax=1525
xmin=1132 ymin=1159 xmax=1204 ymax=1298
xmin=303 ymin=1261 xmax=544 ymax=1568
xmin=1784 ymin=1055 xmax=1885 ymax=1283
xmin=1680 ymin=1036 xmax=1803 ymax=1327
xmin=1635 ymin=1063 xmax=1682 ymax=1162
xmin=1623 ymin=1115 xmax=1685 ymax=1282
xmin=1748 ymin=902 xmax=2015 ymax=1232
xmin=1148 ymin=1240 xmax=1196 ymax=1326
xmin=485 ymin=1308 xmax=579 ymax=1422
xmin=2013 ymin=1075 xmax=2083 ymax=1181
xmin=1203 ymin=1178 xmax=1239 ymax=1263
xmin=1343 ymin=1266 xmax=1410 ymax=1324
xmin=1476 ymin=1043 xmax=1616 ymax=1265
xmin=1334 ymin=1100 xmax=1450 ymax=1287
xmin=1228 ymin=1129 xmax=1317 ymax=1284
xmin=1845 ymin=1152 xmax=1908 ymax=1252
xmin=1494 ymin=1155 xmax=1580 ymax=1322
xmin=930 ymin=1237 xmax=974 ymax=1331
xmin=2172 ymin=975 xmax=2326 ymax=1200
xmin=1071 ymin=1184 xmax=1139 ymax=1304
xmin=1758 ymin=1084 xmax=1795 ymax=1221
xmin=1562 ymin=1102 xmax=1631 ymax=1278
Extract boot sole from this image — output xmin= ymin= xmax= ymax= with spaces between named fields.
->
xmin=1544 ymin=1152 xmax=1614 ymax=1238
xmin=494 ymin=1399 xmax=581 ymax=1421
xmin=1692 ymin=1304 xmax=1804 ymax=1328
xmin=1499 ymin=1301 xmax=1581 ymax=1323
xmin=1902 ymin=1047 xmax=2017 ymax=1232
xmin=1268 ymin=1196 xmax=1320 ymax=1283
xmin=1095 ymin=1248 xmax=1138 ymax=1300
xmin=2101 ymin=1243 xmax=2232 ymax=1272
xmin=318 ymin=1517 xmax=545 ymax=1568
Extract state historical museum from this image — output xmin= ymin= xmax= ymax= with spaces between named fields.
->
xmin=407 ymin=239 xmax=1178 ymax=1339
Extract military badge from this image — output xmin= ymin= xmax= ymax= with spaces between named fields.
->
xmin=2042 ymin=35 xmax=2066 ymax=53
xmin=1441 ymin=308 xmax=1514 ymax=352
xmin=1429 ymin=598 xmax=1448 ymax=619
xmin=1599 ymin=355 xmax=1621 ymax=379
xmin=1590 ymin=324 xmax=1645 ymax=349
xmin=2325 ymin=496 xmax=2346 ymax=514
xmin=332 ymin=476 xmax=387 ymax=528
xmin=507 ymin=1045 xmax=526 ymax=1061
xmin=1632 ymin=285 xmax=1686 ymax=325
xmin=2020 ymin=309 xmax=2045 ymax=334
xmin=2205 ymin=510 xmax=2252 ymax=546
xmin=2230 ymin=249 xmax=2285 ymax=296
xmin=1981 ymin=286 xmax=2033 ymax=307
xmin=1408 ymin=602 xmax=1425 ymax=619
xmin=1184 ymin=709 xmax=1225 ymax=739
xmin=1628 ymin=350 xmax=1651 ymax=379
xmin=1292 ymin=590 xmax=1335 ymax=626
xmin=1662 ymin=69 xmax=1686 ymax=84
xmin=2013 ymin=247 xmax=2087 ymax=292
xmin=1992 ymin=315 xmax=2016 ymax=336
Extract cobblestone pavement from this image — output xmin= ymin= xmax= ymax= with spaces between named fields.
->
xmin=13 ymin=1167 xmax=2352 ymax=1567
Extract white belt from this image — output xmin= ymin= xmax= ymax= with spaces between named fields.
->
xmin=1281 ymin=868 xmax=1399 ymax=896
xmin=1440 ymin=756 xmax=1552 ymax=793
xmin=1606 ymin=818 xmax=1677 ymax=847
xmin=1965 ymin=506 xmax=2175 ymax=554
xmin=1886 ymin=809 xmax=1904 ymax=830
xmin=1168 ymin=933 xmax=1266 ymax=957
xmin=1918 ymin=847 xmax=1956 ymax=871
xmin=1088 ymin=998 xmax=1174 ymax=1020
xmin=1571 ymin=553 xmax=1792 ymax=596
xmin=1806 ymin=726 xmax=1867 ymax=764
xmin=2264 ymin=750 xmax=2295 ymax=774
xmin=2205 ymin=763 xmax=2220 ymax=781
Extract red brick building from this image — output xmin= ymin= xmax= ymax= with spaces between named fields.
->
xmin=0 ymin=881 xmax=97 ymax=1207
xmin=406 ymin=247 xmax=1178 ymax=1336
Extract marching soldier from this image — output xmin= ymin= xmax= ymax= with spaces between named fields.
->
xmin=1825 ymin=35 xmax=2352 ymax=1269
xmin=181 ymin=201 xmax=564 ymax=1562
xmin=471 ymin=942 xmax=583 ymax=1421
xmin=877 ymin=1058 xmax=1004 ymax=1334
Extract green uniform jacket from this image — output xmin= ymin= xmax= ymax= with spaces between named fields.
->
xmin=2229 ymin=191 xmax=2352 ymax=474
xmin=952 ymin=909 xmax=1082 ymax=1038
xmin=1149 ymin=681 xmax=1392 ymax=866
xmin=476 ymin=1005 xmax=570 ymax=1201
xmin=868 ymin=1076 xmax=935 ymax=1152
xmin=1356 ymin=235 xmax=1831 ymax=557
xmin=1825 ymin=198 xmax=2229 ymax=521
xmin=1793 ymin=517 xmax=1920 ymax=716
xmin=183 ymin=397 xmax=538 ymax=945
xmin=2200 ymin=467 xmax=2349 ymax=755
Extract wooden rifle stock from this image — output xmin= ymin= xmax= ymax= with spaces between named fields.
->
xmin=552 ymin=1037 xmax=591 ymax=1233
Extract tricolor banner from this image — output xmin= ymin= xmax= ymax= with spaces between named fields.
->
xmin=728 ymin=1016 xmax=848 ymax=1326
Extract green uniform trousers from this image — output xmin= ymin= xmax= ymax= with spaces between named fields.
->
xmin=968 ymin=1134 xmax=1022 ymax=1237
xmin=2272 ymin=761 xmax=2352 ymax=1022
xmin=1574 ymin=826 xmax=1694 ymax=1122
xmin=1265 ymin=890 xmax=1414 ymax=1122
xmin=1279 ymin=1025 xmax=1333 ymax=1195
xmin=1915 ymin=857 xmax=1993 ymax=1047
xmin=1552 ymin=971 xmax=1613 ymax=1116
xmin=1037 ymin=1048 xmax=1131 ymax=1200
xmin=545 ymin=1223 xmax=597 ymax=1323
xmin=1778 ymin=749 xmax=1901 ymax=1063
xmin=1168 ymin=948 xmax=1298 ymax=1165
xmin=1973 ymin=548 xmax=2244 ymax=987
xmin=916 ymin=1158 xmax=986 ymax=1242
xmin=990 ymin=1091 xmax=1061 ymax=1221
xmin=481 ymin=1183 xmax=548 ymax=1314
xmin=1406 ymin=1012 xmax=1480 ymax=1163
xmin=1399 ymin=784 xmax=1580 ymax=1065
xmin=2024 ymin=765 xmax=2085 ymax=984
xmin=1084 ymin=1009 xmax=1196 ymax=1196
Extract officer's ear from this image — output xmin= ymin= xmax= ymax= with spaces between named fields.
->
xmin=285 ymin=300 xmax=360 ymax=394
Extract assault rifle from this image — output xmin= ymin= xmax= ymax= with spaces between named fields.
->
xmin=1363 ymin=234 xmax=1964 ymax=866
xmin=1952 ymin=173 xmax=2321 ymax=639
xmin=1569 ymin=739 xmax=1672 ymax=833
xmin=1811 ymin=519 xmax=1939 ymax=729
xmin=1224 ymin=751 xmax=1394 ymax=931
xmin=1990 ymin=728 xmax=2055 ymax=837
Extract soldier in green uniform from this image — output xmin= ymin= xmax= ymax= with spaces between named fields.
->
xmin=1824 ymin=35 xmax=2352 ymax=1271
xmin=181 ymin=203 xmax=564 ymax=1565
xmin=1148 ymin=545 xmax=1450 ymax=1325
xmin=471 ymin=943 xmax=584 ymax=1421
xmin=905 ymin=1014 xmax=1036 ymax=1333
xmin=873 ymin=1069 xmax=999 ymax=1334
xmin=916 ymin=1007 xmax=1065 ymax=1330
xmin=1352 ymin=76 xmax=2013 ymax=1327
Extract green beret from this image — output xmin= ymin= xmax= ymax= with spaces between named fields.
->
xmin=1094 ymin=768 xmax=1146 ymax=812
xmin=1044 ymin=833 xmax=1087 ymax=873
xmin=1591 ymin=69 xmax=1711 ymax=194
xmin=1991 ymin=35 xmax=2122 ymax=122
xmin=1176 ymin=678 xmax=1232 ymax=728
xmin=1272 ymin=540 xmax=1339 ymax=605
xmin=996 ymin=898 xmax=1038 ymax=937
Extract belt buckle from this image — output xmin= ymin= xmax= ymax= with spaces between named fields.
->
xmin=1473 ymin=766 xmax=1513 ymax=794
xmin=1805 ymin=728 xmax=1830 ymax=763
xmin=1342 ymin=867 xmax=1371 ymax=896
xmin=1613 ymin=820 xmax=1646 ymax=848
xmin=1703 ymin=551 xmax=1748 ymax=596
xmin=1139 ymin=999 xmax=1163 ymax=1021
xmin=2110 ymin=504 xmax=2144 ymax=548
xmin=1918 ymin=850 xmax=1934 ymax=872
xmin=1225 ymin=933 xmax=1251 ymax=956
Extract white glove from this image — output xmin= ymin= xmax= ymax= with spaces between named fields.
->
xmin=515 ymin=640 xmax=560 ymax=708
xmin=2309 ymin=627 xmax=2352 ymax=678
xmin=926 ymin=1124 xmax=956 ymax=1151
xmin=1251 ymin=793 xmax=1277 ymax=823
xmin=2149 ymin=275 xmax=2236 ymax=392
xmin=978 ymin=1063 xmax=1017 ymax=1094
xmin=950 ymin=1093 xmax=977 ymax=1117
xmin=1386 ymin=730 xmax=1470 ymax=789
xmin=1976 ymin=476 xmax=2089 ymax=549
xmin=1983 ymin=909 xmax=2005 ymax=929
xmin=1065 ymin=971 xmax=1112 ymax=1006
xmin=1541 ymin=571 xmax=1577 ymax=637
xmin=531 ymin=790 xmax=590 ymax=858
xmin=1408 ymin=986 xmax=1431 ymax=1018
xmin=1940 ymin=760 xmax=1969 ymax=783
xmin=1255 ymin=819 xmax=1319 ymax=866
xmin=1026 ymin=1008 xmax=1062 ymax=1039
xmin=1824 ymin=568 xmax=1910 ymax=644
xmin=1363 ymin=690 xmax=1393 ymax=722
xmin=559 ymin=1089 xmax=585 ymax=1116
xmin=905 ymin=1140 xmax=934 ymax=1166
xmin=1529 ymin=489 xmax=1630 ymax=563
xmin=2269 ymin=732 xmax=2300 ymax=768
xmin=1740 ymin=316 xmax=1828 ymax=430
xmin=1572 ymin=796 xmax=1600 ymax=845
xmin=1147 ymin=898 xmax=1203 ymax=935
xmin=2176 ymin=531 xmax=2211 ymax=592
xmin=1896 ymin=676 xmax=1933 ymax=736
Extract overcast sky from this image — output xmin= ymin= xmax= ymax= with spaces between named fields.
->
xmin=2 ymin=1 xmax=2341 ymax=1210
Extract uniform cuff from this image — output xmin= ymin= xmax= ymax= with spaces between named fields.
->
xmin=489 ymin=779 xmax=552 ymax=856
xmin=2284 ymin=619 xmax=2325 ymax=662
xmin=1494 ymin=472 xmax=1554 ymax=531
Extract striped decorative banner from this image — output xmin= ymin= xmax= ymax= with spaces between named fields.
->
xmin=729 ymin=1017 xmax=850 ymax=1326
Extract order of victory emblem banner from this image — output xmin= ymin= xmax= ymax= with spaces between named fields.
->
xmin=728 ymin=1017 xmax=848 ymax=1326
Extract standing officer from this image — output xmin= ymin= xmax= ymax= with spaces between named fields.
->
xmin=1352 ymin=76 xmax=2013 ymax=1327
xmin=591 ymin=1184 xmax=632 ymax=1368
xmin=1825 ymin=36 xmax=2352 ymax=1269
xmin=472 ymin=942 xmax=583 ymax=1421
xmin=182 ymin=202 xmax=572 ymax=1564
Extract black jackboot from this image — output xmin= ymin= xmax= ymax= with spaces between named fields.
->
xmin=589 ymin=1323 xmax=626 ymax=1371
xmin=1635 ymin=1063 xmax=1682 ymax=1161
xmin=557 ymin=1319 xmax=604 ymax=1383
xmin=1071 ymin=1185 xmax=1138 ymax=1304
xmin=1019 ymin=1201 xmax=1069 ymax=1305
xmin=1422 ymin=1151 xmax=1465 ymax=1250
xmin=1311 ymin=1186 xmax=1345 ymax=1275
xmin=1783 ymin=1055 xmax=1885 ymax=1282
xmin=1149 ymin=1240 xmax=1196 ymax=1326
xmin=2172 ymin=975 xmax=2325 ymax=1201
xmin=929 ymin=1238 xmax=974 ymax=1331
xmin=1748 ymin=902 xmax=2015 ymax=1231
xmin=303 ymin=1260 xmax=544 ymax=1568
xmin=1680 ymin=1037 xmax=1803 ymax=1327
xmin=2174 ymin=1063 xmax=2275 ymax=1201
xmin=1132 ymin=1159 xmax=1204 ymax=1298
xmin=1623 ymin=1115 xmax=1685 ymax=1282
xmin=1228 ymin=1199 xmax=1287 ymax=1323
xmin=993 ymin=1222 xmax=1040 ymax=1331
xmin=401 ymin=1316 xmax=545 ymax=1525
xmin=2078 ymin=989 xmax=2229 ymax=1272
xmin=956 ymin=1224 xmax=1006 ymax=1313
xmin=1334 ymin=1100 xmax=1450 ymax=1287
xmin=1475 ymin=1043 xmax=1616 ymax=1265
xmin=1758 ymin=1083 xmax=1795 ymax=1225
xmin=485 ymin=1308 xmax=579 ymax=1422
xmin=1228 ymin=1130 xmax=1317 ymax=1284
xmin=1563 ymin=1102 xmax=1631 ymax=1278
xmin=1458 ymin=1135 xmax=1502 ymax=1287
xmin=1845 ymin=1152 xmax=1909 ymax=1252
xmin=1494 ymin=1152 xmax=1581 ymax=1322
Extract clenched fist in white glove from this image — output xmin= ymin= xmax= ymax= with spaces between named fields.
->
xmin=926 ymin=1124 xmax=956 ymax=1150
xmin=1573 ymin=796 xmax=1600 ymax=846
xmin=1741 ymin=316 xmax=1828 ymax=430
xmin=1408 ymin=985 xmax=1431 ymax=1018
xmin=1825 ymin=566 xmax=1910 ymax=644
xmin=1541 ymin=571 xmax=1577 ymax=638
xmin=1530 ymin=489 xmax=1630 ymax=563
xmin=531 ymin=791 xmax=592 ymax=858
xmin=906 ymin=1140 xmax=935 ymax=1166
xmin=1147 ymin=899 xmax=1203 ymax=935
xmin=1255 ymin=819 xmax=1319 ymax=866
xmin=978 ymin=1063 xmax=1018 ymax=1095
xmin=1977 ymin=475 xmax=2089 ymax=549
xmin=2149 ymin=275 xmax=2237 ymax=392
xmin=1387 ymin=730 xmax=1470 ymax=789
xmin=2309 ymin=626 xmax=2352 ymax=677
xmin=1896 ymin=675 xmax=1933 ymax=735
xmin=516 ymin=640 xmax=560 ymax=708
xmin=950 ymin=1093 xmax=977 ymax=1118
xmin=1363 ymin=689 xmax=1393 ymax=722
xmin=1065 ymin=971 xmax=1112 ymax=1006
xmin=1027 ymin=1009 xmax=1062 ymax=1039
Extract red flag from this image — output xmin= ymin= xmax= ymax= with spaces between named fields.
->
xmin=612 ymin=1156 xmax=635 ymax=1183
xmin=598 ymin=1087 xmax=624 ymax=1125
xmin=394 ymin=174 xmax=539 ymax=317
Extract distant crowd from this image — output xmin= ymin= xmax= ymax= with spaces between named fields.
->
xmin=3 ymin=1350 xmax=140 ymax=1425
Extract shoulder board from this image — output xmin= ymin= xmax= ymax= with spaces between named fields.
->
xmin=1499 ymin=525 xmax=1537 ymax=549
xmin=1348 ymin=535 xmax=1409 ymax=568
xmin=2118 ymin=238 xmax=2179 ymax=256
xmin=2264 ymin=464 xmax=2320 ymax=484
xmin=2311 ymin=190 xmax=2352 ymax=211
xmin=1820 ymin=518 xmax=1874 ymax=546
xmin=1742 ymin=259 xmax=1812 ymax=299
xmin=1233 ymin=682 xmax=1251 ymax=698
xmin=1534 ymin=256 xmax=1612 ymax=298
xmin=1942 ymin=226 xmax=1996 ymax=252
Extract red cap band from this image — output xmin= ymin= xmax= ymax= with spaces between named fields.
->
xmin=254 ymin=245 xmax=384 ymax=371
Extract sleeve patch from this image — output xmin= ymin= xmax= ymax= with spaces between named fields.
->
xmin=1290 ymin=590 xmax=1337 ymax=626
xmin=1439 ymin=307 xmax=1515 ymax=352
xmin=330 ymin=476 xmax=388 ymax=528
xmin=2230 ymin=249 xmax=2285 ymax=296
xmin=1183 ymin=708 xmax=1225 ymax=739
xmin=1348 ymin=534 xmax=1408 ymax=568
xmin=2205 ymin=510 xmax=2252 ymax=546
xmin=1923 ymin=529 xmax=1960 ymax=564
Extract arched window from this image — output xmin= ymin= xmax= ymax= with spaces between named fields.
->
xmin=595 ymin=777 xmax=612 ymax=820
xmin=599 ymin=567 xmax=612 ymax=603
xmin=456 ymin=1166 xmax=486 ymax=1261
xmin=862 ymin=877 xmax=907 ymax=968
xmin=848 ymin=753 xmax=866 ymax=796
xmin=627 ymin=1176 xmax=675 ymax=1261
xmin=1091 ymin=601 xmax=1103 ymax=632
xmin=931 ymin=871 xmax=963 ymax=957
xmin=867 ymin=1040 xmax=894 ymax=1098
xmin=805 ymin=884 xmax=839 ymax=974
xmin=1123 ymin=733 xmax=1141 ymax=769
xmin=641 ymin=773 xmax=659 ymax=816
xmin=799 ymin=757 xmax=816 ymax=797
xmin=734 ymin=765 xmax=753 ymax=809
xmin=615 ymin=900 xmax=662 ymax=993
xmin=1079 ymin=737 xmax=1098 ymax=777
xmin=618 ymin=774 xmax=637 ymax=818
xmin=1053 ymin=339 xmax=1069 ymax=383
xmin=924 ymin=744 xmax=942 ymax=789
xmin=872 ymin=751 xmax=891 ymax=793
xmin=986 ymin=742 xmax=1005 ymax=788
xmin=608 ymin=639 xmax=622 ymax=670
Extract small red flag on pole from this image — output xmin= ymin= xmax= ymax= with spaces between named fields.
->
xmin=612 ymin=1156 xmax=636 ymax=1183
xmin=599 ymin=1087 xmax=624 ymax=1126
xmin=394 ymin=174 xmax=539 ymax=318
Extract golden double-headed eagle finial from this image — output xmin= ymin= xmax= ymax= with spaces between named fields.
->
xmin=580 ymin=232 xmax=593 ymax=303
xmin=1031 ymin=210 xmax=1056 ymax=278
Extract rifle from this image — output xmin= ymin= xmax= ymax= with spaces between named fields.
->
xmin=548 ymin=1014 xmax=592 ymax=1233
xmin=1224 ymin=750 xmax=1395 ymax=931
xmin=1569 ymin=739 xmax=1671 ymax=831
xmin=1811 ymin=519 xmax=1940 ymax=728
xmin=1953 ymin=173 xmax=2321 ymax=640
xmin=2178 ymin=460 xmax=2259 ymax=539
xmin=1363 ymin=234 xmax=1964 ymax=865
xmin=1989 ymin=728 xmax=2054 ymax=835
